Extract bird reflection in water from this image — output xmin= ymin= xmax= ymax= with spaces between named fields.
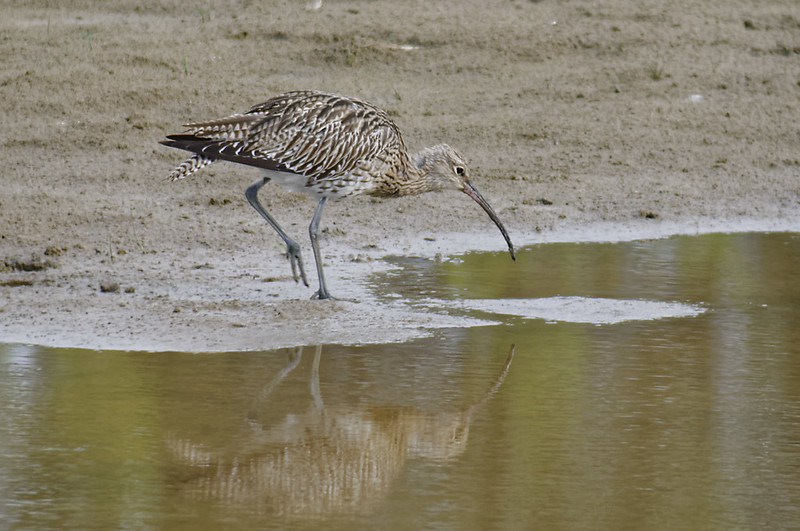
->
xmin=167 ymin=344 xmax=514 ymax=519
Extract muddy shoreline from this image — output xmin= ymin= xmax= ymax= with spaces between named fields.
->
xmin=2 ymin=1 xmax=799 ymax=351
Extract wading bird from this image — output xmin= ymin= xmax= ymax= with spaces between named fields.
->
xmin=162 ymin=90 xmax=515 ymax=299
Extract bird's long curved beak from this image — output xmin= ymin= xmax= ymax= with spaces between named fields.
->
xmin=462 ymin=182 xmax=516 ymax=260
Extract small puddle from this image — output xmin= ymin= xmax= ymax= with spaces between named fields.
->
xmin=371 ymin=231 xmax=800 ymax=328
xmin=1 ymin=231 xmax=799 ymax=529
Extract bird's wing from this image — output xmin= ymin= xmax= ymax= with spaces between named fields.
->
xmin=243 ymin=92 xmax=404 ymax=182
xmin=162 ymin=91 xmax=405 ymax=184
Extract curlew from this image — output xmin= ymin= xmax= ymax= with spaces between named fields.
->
xmin=161 ymin=90 xmax=515 ymax=299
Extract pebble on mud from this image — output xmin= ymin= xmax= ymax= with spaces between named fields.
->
xmin=99 ymin=281 xmax=120 ymax=293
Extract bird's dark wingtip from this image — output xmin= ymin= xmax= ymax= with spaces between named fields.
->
xmin=161 ymin=135 xmax=208 ymax=152
xmin=165 ymin=134 xmax=197 ymax=141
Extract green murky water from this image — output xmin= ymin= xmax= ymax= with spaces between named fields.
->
xmin=2 ymin=232 xmax=800 ymax=529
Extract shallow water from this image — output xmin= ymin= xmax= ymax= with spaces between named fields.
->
xmin=2 ymin=232 xmax=800 ymax=529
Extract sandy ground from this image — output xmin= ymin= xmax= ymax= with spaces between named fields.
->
xmin=1 ymin=0 xmax=799 ymax=352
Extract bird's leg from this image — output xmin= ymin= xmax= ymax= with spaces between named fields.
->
xmin=245 ymin=177 xmax=309 ymax=287
xmin=309 ymin=345 xmax=324 ymax=410
xmin=308 ymin=196 xmax=331 ymax=300
xmin=246 ymin=346 xmax=302 ymax=428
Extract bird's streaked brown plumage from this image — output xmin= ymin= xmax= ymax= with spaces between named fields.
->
xmin=163 ymin=90 xmax=408 ymax=197
xmin=161 ymin=90 xmax=514 ymax=299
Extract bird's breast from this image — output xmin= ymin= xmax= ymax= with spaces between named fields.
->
xmin=260 ymin=169 xmax=377 ymax=201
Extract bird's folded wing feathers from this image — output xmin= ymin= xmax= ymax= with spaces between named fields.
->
xmin=163 ymin=91 xmax=406 ymax=183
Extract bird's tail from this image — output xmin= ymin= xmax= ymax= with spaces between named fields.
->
xmin=164 ymin=152 xmax=215 ymax=181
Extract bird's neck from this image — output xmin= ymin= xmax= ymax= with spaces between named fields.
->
xmin=367 ymin=148 xmax=437 ymax=197
xmin=392 ymin=150 xmax=437 ymax=196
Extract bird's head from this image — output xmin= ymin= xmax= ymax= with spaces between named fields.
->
xmin=415 ymin=144 xmax=472 ymax=192
xmin=415 ymin=144 xmax=516 ymax=260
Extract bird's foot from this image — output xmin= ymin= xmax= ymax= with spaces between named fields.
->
xmin=286 ymin=244 xmax=309 ymax=287
xmin=311 ymin=289 xmax=333 ymax=300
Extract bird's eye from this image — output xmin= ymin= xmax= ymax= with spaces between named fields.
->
xmin=455 ymin=166 xmax=465 ymax=176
